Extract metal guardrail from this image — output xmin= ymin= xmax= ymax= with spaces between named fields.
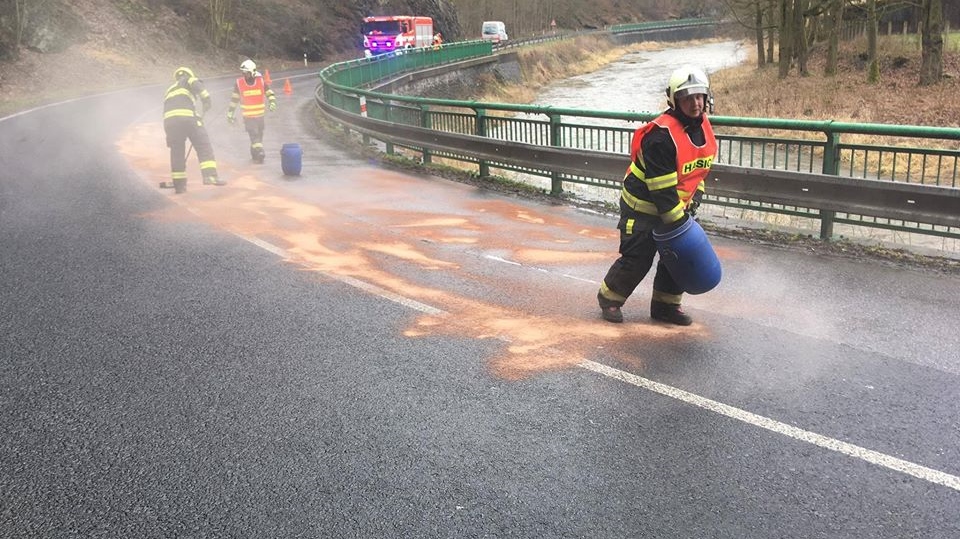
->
xmin=317 ymin=103 xmax=960 ymax=232
xmin=315 ymin=20 xmax=960 ymax=242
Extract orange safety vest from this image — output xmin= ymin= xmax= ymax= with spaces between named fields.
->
xmin=629 ymin=113 xmax=717 ymax=204
xmin=237 ymin=76 xmax=266 ymax=118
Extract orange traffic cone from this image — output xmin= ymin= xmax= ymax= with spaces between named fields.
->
xmin=264 ymin=69 xmax=272 ymax=85
xmin=283 ymin=78 xmax=292 ymax=95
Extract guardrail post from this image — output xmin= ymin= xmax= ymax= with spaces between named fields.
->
xmin=476 ymin=108 xmax=489 ymax=177
xmin=420 ymin=104 xmax=432 ymax=164
xmin=384 ymin=100 xmax=394 ymax=155
xmin=549 ymin=114 xmax=563 ymax=195
xmin=357 ymin=95 xmax=370 ymax=145
xmin=819 ymin=130 xmax=841 ymax=240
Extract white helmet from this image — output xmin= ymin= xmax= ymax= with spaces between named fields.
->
xmin=240 ymin=59 xmax=257 ymax=76
xmin=666 ymin=65 xmax=709 ymax=108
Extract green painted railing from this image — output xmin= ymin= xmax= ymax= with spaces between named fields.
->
xmin=316 ymin=21 xmax=960 ymax=242
xmin=609 ymin=19 xmax=718 ymax=33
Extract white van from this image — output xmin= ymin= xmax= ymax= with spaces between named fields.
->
xmin=481 ymin=21 xmax=508 ymax=44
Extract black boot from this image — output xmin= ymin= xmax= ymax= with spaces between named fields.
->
xmin=650 ymin=300 xmax=692 ymax=326
xmin=173 ymin=178 xmax=187 ymax=194
xmin=597 ymin=292 xmax=623 ymax=323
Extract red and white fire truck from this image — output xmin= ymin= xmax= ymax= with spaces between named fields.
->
xmin=362 ymin=15 xmax=434 ymax=55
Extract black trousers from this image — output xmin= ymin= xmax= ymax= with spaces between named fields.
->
xmin=164 ymin=117 xmax=218 ymax=182
xmin=599 ymin=210 xmax=683 ymax=307
xmin=243 ymin=116 xmax=266 ymax=160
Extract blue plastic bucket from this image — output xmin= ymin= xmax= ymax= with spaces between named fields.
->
xmin=280 ymin=143 xmax=302 ymax=176
xmin=652 ymin=217 xmax=722 ymax=294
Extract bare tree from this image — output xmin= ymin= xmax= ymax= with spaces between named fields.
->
xmin=755 ymin=0 xmax=766 ymax=65
xmin=778 ymin=0 xmax=793 ymax=78
xmin=209 ymin=0 xmax=234 ymax=48
xmin=766 ymin=0 xmax=776 ymax=64
xmin=919 ymin=0 xmax=943 ymax=85
xmin=866 ymin=0 xmax=880 ymax=83
xmin=824 ymin=0 xmax=843 ymax=75
xmin=1 ymin=0 xmax=54 ymax=55
xmin=793 ymin=0 xmax=809 ymax=75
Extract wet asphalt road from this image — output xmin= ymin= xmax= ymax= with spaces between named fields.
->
xmin=1 ymin=70 xmax=959 ymax=538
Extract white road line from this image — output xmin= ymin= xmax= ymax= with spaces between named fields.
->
xmin=332 ymin=273 xmax=444 ymax=315
xmin=242 ymin=234 xmax=960 ymax=493
xmin=484 ymin=255 xmax=521 ymax=266
xmin=483 ymin=254 xmax=599 ymax=284
xmin=579 ymin=359 xmax=960 ymax=493
xmin=240 ymin=235 xmax=443 ymax=316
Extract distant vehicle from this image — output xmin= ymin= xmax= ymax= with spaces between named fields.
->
xmin=362 ymin=15 xmax=434 ymax=55
xmin=481 ymin=21 xmax=508 ymax=44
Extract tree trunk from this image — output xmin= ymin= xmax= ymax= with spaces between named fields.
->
xmin=778 ymin=0 xmax=793 ymax=78
xmin=209 ymin=0 xmax=234 ymax=48
xmin=755 ymin=0 xmax=766 ymax=67
xmin=867 ymin=0 xmax=880 ymax=83
xmin=919 ymin=0 xmax=944 ymax=85
xmin=767 ymin=0 xmax=776 ymax=65
xmin=824 ymin=0 xmax=843 ymax=76
xmin=794 ymin=0 xmax=809 ymax=76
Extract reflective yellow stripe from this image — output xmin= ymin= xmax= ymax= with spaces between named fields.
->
xmin=600 ymin=281 xmax=627 ymax=303
xmin=164 ymin=109 xmax=195 ymax=119
xmin=652 ymin=290 xmax=683 ymax=304
xmin=625 ymin=218 xmax=634 ymax=235
xmin=199 ymin=160 xmax=217 ymax=171
xmin=629 ymin=162 xmax=677 ymax=191
xmin=645 ymin=171 xmax=678 ymax=191
xmin=240 ymin=105 xmax=267 ymax=118
xmin=620 ymin=187 xmax=657 ymax=215
xmin=171 ymin=172 xmax=187 ymax=180
xmin=166 ymin=87 xmax=193 ymax=99
xmin=663 ymin=201 xmax=684 ymax=224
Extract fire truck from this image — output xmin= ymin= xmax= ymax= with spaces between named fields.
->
xmin=362 ymin=15 xmax=434 ymax=55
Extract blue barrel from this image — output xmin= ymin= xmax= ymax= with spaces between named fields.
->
xmin=280 ymin=143 xmax=302 ymax=176
xmin=652 ymin=217 xmax=722 ymax=294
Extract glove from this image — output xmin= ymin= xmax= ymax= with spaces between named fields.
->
xmin=268 ymin=101 xmax=277 ymax=112
xmin=688 ymin=191 xmax=703 ymax=219
xmin=226 ymin=111 xmax=235 ymax=124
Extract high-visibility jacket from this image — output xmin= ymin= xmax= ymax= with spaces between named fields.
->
xmin=163 ymin=74 xmax=210 ymax=121
xmin=234 ymin=76 xmax=275 ymax=118
xmin=620 ymin=112 xmax=716 ymax=224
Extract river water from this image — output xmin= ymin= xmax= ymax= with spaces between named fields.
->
xmin=530 ymin=40 xmax=748 ymax=114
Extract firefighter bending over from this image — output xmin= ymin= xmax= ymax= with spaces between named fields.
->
xmin=596 ymin=65 xmax=717 ymax=326
xmin=162 ymin=67 xmax=225 ymax=193
xmin=227 ymin=59 xmax=277 ymax=164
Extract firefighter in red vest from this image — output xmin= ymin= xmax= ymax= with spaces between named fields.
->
xmin=226 ymin=59 xmax=277 ymax=163
xmin=596 ymin=65 xmax=717 ymax=326
xmin=162 ymin=66 xmax=224 ymax=193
